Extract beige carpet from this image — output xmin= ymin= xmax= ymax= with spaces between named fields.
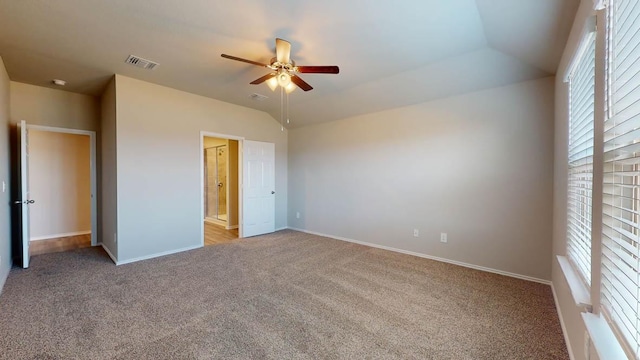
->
xmin=0 ymin=230 xmax=568 ymax=359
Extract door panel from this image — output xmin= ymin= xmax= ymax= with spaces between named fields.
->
xmin=18 ymin=120 xmax=31 ymax=268
xmin=242 ymin=140 xmax=275 ymax=237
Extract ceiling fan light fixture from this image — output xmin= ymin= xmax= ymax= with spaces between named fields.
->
xmin=277 ymin=70 xmax=291 ymax=88
xmin=266 ymin=76 xmax=278 ymax=91
xmin=284 ymin=82 xmax=296 ymax=94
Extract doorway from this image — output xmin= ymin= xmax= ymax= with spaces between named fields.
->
xmin=202 ymin=135 xmax=240 ymax=245
xmin=200 ymin=132 xmax=277 ymax=248
xmin=15 ymin=122 xmax=98 ymax=268
xmin=204 ymin=143 xmax=229 ymax=223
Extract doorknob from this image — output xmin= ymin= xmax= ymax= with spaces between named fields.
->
xmin=271 ymin=191 xmax=275 ymax=194
xmin=13 ymin=200 xmax=35 ymax=204
xmin=27 ymin=200 xmax=35 ymax=204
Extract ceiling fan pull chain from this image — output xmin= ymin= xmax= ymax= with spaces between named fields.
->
xmin=280 ymin=86 xmax=285 ymax=131
xmin=286 ymin=92 xmax=290 ymax=125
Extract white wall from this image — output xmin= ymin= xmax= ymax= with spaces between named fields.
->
xmin=114 ymin=75 xmax=287 ymax=263
xmin=0 ymin=56 xmax=11 ymax=293
xmin=552 ymin=1 xmax=600 ymax=359
xmin=100 ymin=77 xmax=117 ymax=258
xmin=28 ymin=130 xmax=91 ymax=240
xmin=289 ymin=77 xmax=555 ymax=281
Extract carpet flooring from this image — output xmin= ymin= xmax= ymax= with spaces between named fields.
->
xmin=0 ymin=230 xmax=568 ymax=359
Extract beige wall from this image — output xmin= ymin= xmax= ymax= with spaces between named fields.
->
xmin=10 ymin=82 xmax=99 ymax=131
xmin=552 ymin=1 xmax=600 ymax=359
xmin=289 ymin=77 xmax=555 ymax=281
xmin=28 ymin=130 xmax=91 ymax=239
xmin=114 ymin=75 xmax=287 ymax=263
xmin=0 ymin=56 xmax=11 ymax=292
xmin=100 ymin=77 xmax=117 ymax=258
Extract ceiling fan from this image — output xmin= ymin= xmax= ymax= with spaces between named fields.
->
xmin=221 ymin=38 xmax=339 ymax=93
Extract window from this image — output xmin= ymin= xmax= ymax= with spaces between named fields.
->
xmin=601 ymin=0 xmax=640 ymax=357
xmin=567 ymin=32 xmax=597 ymax=286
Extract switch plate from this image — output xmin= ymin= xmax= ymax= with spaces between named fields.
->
xmin=413 ymin=229 xmax=419 ymax=237
xmin=440 ymin=233 xmax=448 ymax=243
xmin=296 ymin=212 xmax=300 ymax=219
xmin=1 ymin=181 xmax=5 ymax=193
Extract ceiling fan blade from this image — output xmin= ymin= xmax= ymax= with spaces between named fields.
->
xmin=291 ymin=75 xmax=313 ymax=91
xmin=221 ymin=54 xmax=269 ymax=67
xmin=250 ymin=73 xmax=276 ymax=85
xmin=296 ymin=66 xmax=340 ymax=74
xmin=275 ymin=38 xmax=291 ymax=64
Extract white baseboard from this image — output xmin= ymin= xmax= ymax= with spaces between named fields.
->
xmin=101 ymin=243 xmax=118 ymax=264
xmin=31 ymin=230 xmax=91 ymax=241
xmin=116 ymin=244 xmax=202 ymax=266
xmin=288 ymin=227 xmax=551 ymax=285
xmin=275 ymin=227 xmax=288 ymax=232
xmin=551 ymin=283 xmax=576 ymax=360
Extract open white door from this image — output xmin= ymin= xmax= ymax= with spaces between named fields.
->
xmin=242 ymin=140 xmax=275 ymax=237
xmin=17 ymin=120 xmax=32 ymax=268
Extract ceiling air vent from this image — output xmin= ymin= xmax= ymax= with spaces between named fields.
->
xmin=249 ymin=93 xmax=268 ymax=101
xmin=125 ymin=55 xmax=159 ymax=70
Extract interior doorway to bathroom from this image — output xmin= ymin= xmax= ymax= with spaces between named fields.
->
xmin=203 ymin=135 xmax=239 ymax=245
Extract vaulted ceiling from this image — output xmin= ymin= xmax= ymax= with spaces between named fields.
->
xmin=0 ymin=0 xmax=579 ymax=128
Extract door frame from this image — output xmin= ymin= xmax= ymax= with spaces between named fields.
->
xmin=200 ymin=131 xmax=244 ymax=245
xmin=27 ymin=125 xmax=98 ymax=247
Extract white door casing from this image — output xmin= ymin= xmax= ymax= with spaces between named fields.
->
xmin=242 ymin=140 xmax=275 ymax=237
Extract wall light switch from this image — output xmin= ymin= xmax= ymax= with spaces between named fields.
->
xmin=296 ymin=212 xmax=300 ymax=219
xmin=440 ymin=233 xmax=448 ymax=243
xmin=1 ymin=181 xmax=5 ymax=193
xmin=413 ymin=229 xmax=419 ymax=237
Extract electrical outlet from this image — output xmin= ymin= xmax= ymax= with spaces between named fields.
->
xmin=413 ymin=229 xmax=419 ymax=237
xmin=440 ymin=233 xmax=448 ymax=243
xmin=296 ymin=212 xmax=300 ymax=219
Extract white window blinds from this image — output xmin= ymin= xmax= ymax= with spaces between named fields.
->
xmin=567 ymin=33 xmax=597 ymax=286
xmin=602 ymin=0 xmax=640 ymax=357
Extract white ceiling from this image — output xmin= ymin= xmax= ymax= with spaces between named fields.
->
xmin=0 ymin=0 xmax=579 ymax=128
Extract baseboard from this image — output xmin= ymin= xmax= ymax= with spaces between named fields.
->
xmin=101 ymin=243 xmax=118 ymax=264
xmin=288 ymin=227 xmax=551 ymax=285
xmin=116 ymin=244 xmax=202 ymax=266
xmin=31 ymin=230 xmax=91 ymax=242
xmin=551 ymin=283 xmax=576 ymax=360
xmin=275 ymin=227 xmax=288 ymax=232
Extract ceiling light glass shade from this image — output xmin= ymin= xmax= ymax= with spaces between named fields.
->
xmin=277 ymin=70 xmax=291 ymax=87
xmin=266 ymin=76 xmax=278 ymax=91
xmin=285 ymin=82 xmax=296 ymax=94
